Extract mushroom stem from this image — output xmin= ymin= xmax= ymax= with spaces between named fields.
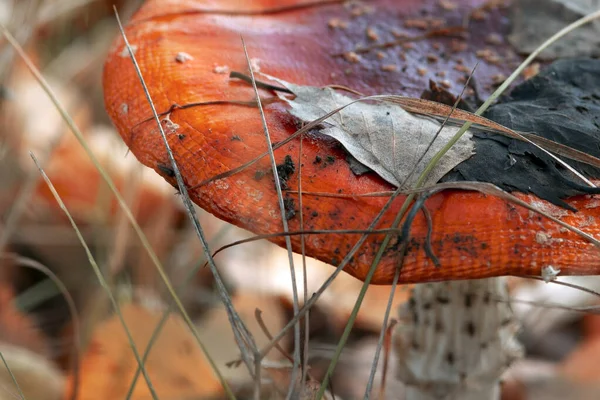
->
xmin=394 ymin=277 xmax=523 ymax=400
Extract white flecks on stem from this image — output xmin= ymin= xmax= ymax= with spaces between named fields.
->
xmin=394 ymin=277 xmax=523 ymax=400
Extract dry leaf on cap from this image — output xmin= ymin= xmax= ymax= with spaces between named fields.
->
xmin=275 ymin=78 xmax=475 ymax=188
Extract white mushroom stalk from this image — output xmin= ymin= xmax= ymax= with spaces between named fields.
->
xmin=394 ymin=277 xmax=523 ymax=400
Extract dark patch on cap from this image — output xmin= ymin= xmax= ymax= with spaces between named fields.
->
xmin=254 ymin=170 xmax=267 ymax=181
xmin=441 ymin=59 xmax=600 ymax=211
xmin=346 ymin=153 xmax=373 ymax=176
xmin=276 ymin=154 xmax=296 ymax=190
xmin=283 ymin=196 xmax=296 ymax=220
xmin=157 ymin=163 xmax=175 ymax=177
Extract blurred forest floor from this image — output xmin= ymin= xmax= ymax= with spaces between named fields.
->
xmin=1 ymin=0 xmax=600 ymax=399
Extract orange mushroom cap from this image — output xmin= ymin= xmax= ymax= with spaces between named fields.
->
xmin=103 ymin=0 xmax=600 ymax=284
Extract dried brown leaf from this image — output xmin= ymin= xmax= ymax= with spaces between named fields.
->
xmin=274 ymin=79 xmax=476 ymax=188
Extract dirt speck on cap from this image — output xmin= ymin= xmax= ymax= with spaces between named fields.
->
xmin=366 ymin=26 xmax=379 ymax=41
xmin=343 ymin=51 xmax=361 ymax=63
xmin=328 ymin=18 xmax=348 ymax=29
xmin=276 ymin=155 xmax=295 ymax=190
xmin=535 ymin=231 xmax=550 ymax=245
xmin=213 ymin=65 xmax=230 ymax=74
xmin=426 ymin=53 xmax=439 ymax=63
xmin=175 ymin=52 xmax=194 ymax=63
xmin=438 ymin=0 xmax=458 ymax=11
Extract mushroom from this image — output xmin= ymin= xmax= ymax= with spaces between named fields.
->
xmin=103 ymin=0 xmax=600 ymax=398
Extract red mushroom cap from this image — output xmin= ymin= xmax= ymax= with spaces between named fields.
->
xmin=103 ymin=0 xmax=600 ymax=284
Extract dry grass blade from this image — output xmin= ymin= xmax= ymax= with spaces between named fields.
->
xmin=362 ymin=72 xmax=475 ymax=398
xmin=241 ymin=37 xmax=301 ymax=400
xmin=112 ymin=8 xmax=250 ymax=398
xmin=297 ymin=116 xmax=311 ymax=390
xmin=315 ymin=225 xmax=410 ymax=398
xmin=202 ymin=228 xmax=405 ymax=262
xmin=410 ymin=181 xmax=600 ymax=248
xmin=525 ymin=278 xmax=600 ymax=300
xmin=315 ymin=58 xmax=474 ymax=397
xmin=127 ymin=223 xmax=236 ymax=400
xmin=379 ymin=319 xmax=398 ymax=400
xmin=4 ymin=254 xmax=80 ymax=400
xmin=29 ymin=151 xmax=159 ymax=400
xmin=255 ymin=309 xmax=294 ymax=364
xmin=236 ymin=175 xmax=600 ymax=251
xmin=0 ymin=118 xmax=65 ymax=254
xmin=364 ymin=268 xmax=402 ymax=400
xmin=0 ymin=352 xmax=25 ymax=400
xmin=130 ymin=99 xmax=271 ymax=134
xmin=507 ymin=293 xmax=600 ymax=313
xmin=2 ymin=20 xmax=233 ymax=398
xmin=402 ymin=62 xmax=477 ymax=197
xmin=256 ymin=186 xmax=408 ymax=363
xmin=518 ymin=133 xmax=600 ymax=169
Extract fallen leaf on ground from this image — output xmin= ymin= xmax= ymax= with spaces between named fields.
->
xmin=68 ymin=303 xmax=223 ymax=399
xmin=0 ymin=343 xmax=65 ymax=400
